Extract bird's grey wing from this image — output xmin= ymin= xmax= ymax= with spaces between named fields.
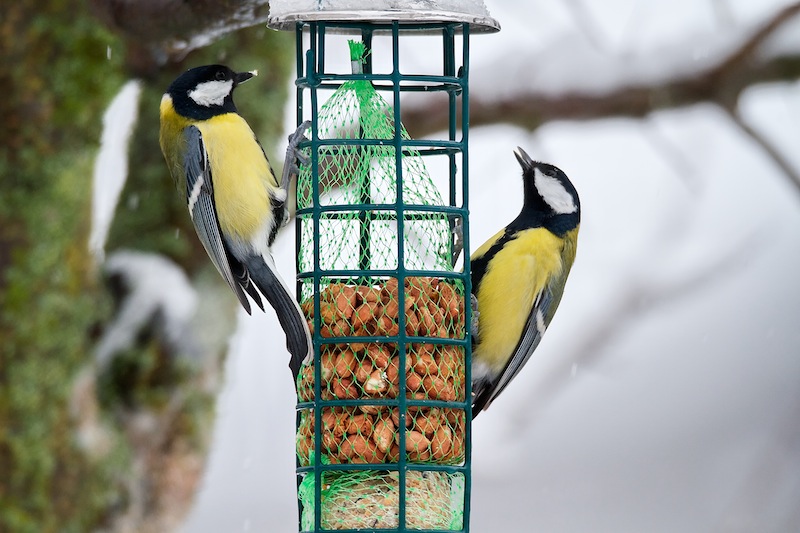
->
xmin=472 ymin=279 xmax=561 ymax=417
xmin=486 ymin=287 xmax=553 ymax=405
xmin=183 ymin=126 xmax=259 ymax=314
xmin=487 ymin=240 xmax=576 ymax=404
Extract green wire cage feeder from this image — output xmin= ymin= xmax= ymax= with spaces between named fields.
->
xmin=268 ymin=3 xmax=499 ymax=532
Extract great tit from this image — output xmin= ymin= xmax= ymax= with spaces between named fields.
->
xmin=159 ymin=64 xmax=312 ymax=377
xmin=470 ymin=147 xmax=580 ymax=417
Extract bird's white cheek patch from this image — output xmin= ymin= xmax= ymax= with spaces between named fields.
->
xmin=188 ymin=80 xmax=233 ymax=107
xmin=535 ymin=168 xmax=577 ymax=214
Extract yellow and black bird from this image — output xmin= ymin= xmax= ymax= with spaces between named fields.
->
xmin=159 ymin=64 xmax=312 ymax=377
xmin=470 ymin=147 xmax=580 ymax=417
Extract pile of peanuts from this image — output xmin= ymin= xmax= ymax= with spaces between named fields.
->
xmin=296 ymin=276 xmax=466 ymax=465
xmin=296 ymin=405 xmax=465 ymax=465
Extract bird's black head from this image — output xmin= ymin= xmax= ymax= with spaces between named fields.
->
xmin=514 ymin=146 xmax=580 ymax=235
xmin=165 ymin=64 xmax=257 ymax=120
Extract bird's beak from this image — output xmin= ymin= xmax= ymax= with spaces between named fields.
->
xmin=513 ymin=146 xmax=535 ymax=171
xmin=234 ymin=70 xmax=258 ymax=86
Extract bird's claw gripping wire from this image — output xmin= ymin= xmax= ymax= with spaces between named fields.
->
xmin=280 ymin=120 xmax=312 ymax=192
xmin=470 ymin=292 xmax=480 ymax=340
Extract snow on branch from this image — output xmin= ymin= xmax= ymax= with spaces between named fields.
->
xmin=90 ymin=0 xmax=271 ymax=73
xmin=402 ymin=2 xmax=800 ymax=137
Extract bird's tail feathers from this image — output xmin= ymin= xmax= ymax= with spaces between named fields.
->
xmin=231 ymin=260 xmax=264 ymax=312
xmin=243 ymin=254 xmax=312 ymax=381
xmin=471 ymin=376 xmax=498 ymax=419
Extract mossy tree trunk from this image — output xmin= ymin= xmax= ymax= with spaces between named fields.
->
xmin=0 ymin=2 xmax=292 ymax=532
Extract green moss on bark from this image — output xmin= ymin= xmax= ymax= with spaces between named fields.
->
xmin=0 ymin=2 xmax=293 ymax=532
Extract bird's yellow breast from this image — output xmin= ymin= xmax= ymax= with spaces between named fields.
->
xmin=195 ymin=114 xmax=277 ymax=240
xmin=472 ymin=227 xmax=566 ymax=371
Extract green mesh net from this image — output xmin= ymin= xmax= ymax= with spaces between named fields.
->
xmin=296 ymin=41 xmax=466 ymax=531
xmin=296 ymin=41 xmax=454 ymax=285
xmin=298 ymin=460 xmax=465 ymax=531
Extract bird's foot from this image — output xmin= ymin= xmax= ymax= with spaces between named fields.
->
xmin=280 ymin=120 xmax=312 ymax=192
xmin=469 ymin=292 xmax=480 ymax=339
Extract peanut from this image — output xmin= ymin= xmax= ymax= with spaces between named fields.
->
xmin=383 ymin=298 xmax=399 ymax=320
xmin=371 ymin=417 xmax=395 ymax=453
xmin=431 ymin=424 xmax=453 ymax=460
xmin=354 ymin=360 xmax=372 ymax=383
xmin=353 ymin=301 xmax=380 ymax=330
xmin=405 ymin=430 xmax=432 ymax=461
xmin=417 ymin=305 xmax=435 ymax=335
xmin=414 ymin=409 xmax=441 ymax=437
xmin=412 ymin=349 xmax=437 ymax=376
xmin=332 ymin=378 xmax=359 ymax=399
xmin=342 ymin=433 xmax=369 ymax=460
xmin=334 ymin=349 xmax=356 ymax=379
xmin=423 ymin=375 xmax=456 ymax=401
xmin=363 ymin=369 xmax=387 ymax=395
xmin=366 ymin=343 xmax=391 ymax=369
xmin=405 ymin=310 xmax=420 ymax=335
xmin=406 ymin=372 xmax=424 ymax=392
xmin=357 ymin=285 xmax=381 ymax=303
xmin=344 ymin=413 xmax=372 ymax=436
xmin=335 ymin=285 xmax=357 ymax=319
xmin=390 ymin=408 xmax=413 ymax=429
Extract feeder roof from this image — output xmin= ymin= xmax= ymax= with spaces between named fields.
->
xmin=267 ymin=0 xmax=500 ymax=33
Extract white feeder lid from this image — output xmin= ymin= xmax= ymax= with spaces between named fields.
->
xmin=267 ymin=0 xmax=500 ymax=33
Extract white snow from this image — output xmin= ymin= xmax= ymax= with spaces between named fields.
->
xmin=89 ymin=80 xmax=142 ymax=263
xmin=268 ymin=0 xmax=499 ymax=33
xmin=95 ymin=250 xmax=199 ymax=369
xmin=269 ymin=0 xmax=494 ymax=19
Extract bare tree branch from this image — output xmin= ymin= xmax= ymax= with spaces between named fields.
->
xmin=402 ymin=3 xmax=800 ymax=137
xmin=724 ymin=107 xmax=800 ymax=196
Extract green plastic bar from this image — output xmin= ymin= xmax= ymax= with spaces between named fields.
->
xmin=389 ymin=21 xmax=409 ymax=533
xmin=460 ymin=23 xmax=474 ymax=530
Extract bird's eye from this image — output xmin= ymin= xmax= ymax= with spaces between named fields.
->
xmin=215 ymin=71 xmax=226 ymax=81
xmin=545 ymin=169 xmax=557 ymax=177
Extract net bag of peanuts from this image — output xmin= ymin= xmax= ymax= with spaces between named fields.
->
xmin=295 ymin=41 xmax=467 ymax=531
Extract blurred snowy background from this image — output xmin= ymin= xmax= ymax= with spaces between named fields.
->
xmin=179 ymin=1 xmax=800 ymax=532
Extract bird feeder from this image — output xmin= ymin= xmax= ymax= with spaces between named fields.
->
xmin=268 ymin=3 xmax=499 ymax=531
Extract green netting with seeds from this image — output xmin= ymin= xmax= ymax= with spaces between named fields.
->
xmin=295 ymin=42 xmax=466 ymax=531
xmin=298 ymin=464 xmax=465 ymax=531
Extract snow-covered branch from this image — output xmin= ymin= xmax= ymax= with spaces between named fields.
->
xmin=89 ymin=0 xmax=271 ymax=73
xmin=403 ymin=3 xmax=800 ymax=137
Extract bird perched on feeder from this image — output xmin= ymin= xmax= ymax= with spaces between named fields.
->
xmin=470 ymin=147 xmax=580 ymax=418
xmin=159 ymin=64 xmax=312 ymax=377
